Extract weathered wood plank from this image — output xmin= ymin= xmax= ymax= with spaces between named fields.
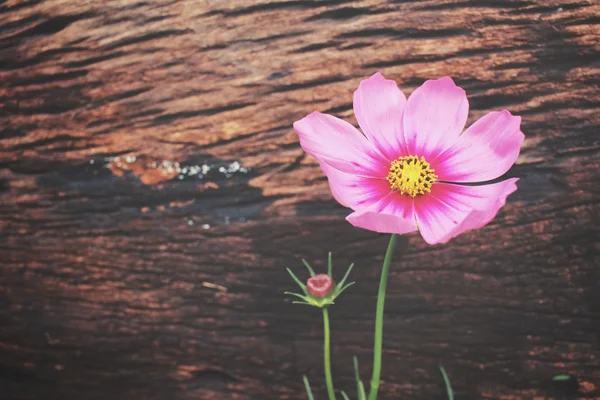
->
xmin=1 ymin=0 xmax=599 ymax=399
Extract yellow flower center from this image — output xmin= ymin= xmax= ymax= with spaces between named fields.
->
xmin=386 ymin=155 xmax=438 ymax=197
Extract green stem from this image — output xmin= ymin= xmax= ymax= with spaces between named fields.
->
xmin=323 ymin=307 xmax=336 ymax=400
xmin=368 ymin=234 xmax=399 ymax=400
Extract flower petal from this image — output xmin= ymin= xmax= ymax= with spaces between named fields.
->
xmin=403 ymin=77 xmax=468 ymax=159
xmin=433 ymin=110 xmax=524 ymax=182
xmin=294 ymin=112 xmax=388 ymax=177
xmin=346 ymin=191 xmax=417 ymax=234
xmin=319 ymin=161 xmax=390 ymax=209
xmin=414 ymin=179 xmax=518 ymax=245
xmin=353 ymin=72 xmax=407 ymax=160
xmin=447 ymin=181 xmax=518 ymax=237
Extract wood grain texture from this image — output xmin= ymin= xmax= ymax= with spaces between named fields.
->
xmin=1 ymin=0 xmax=599 ymax=399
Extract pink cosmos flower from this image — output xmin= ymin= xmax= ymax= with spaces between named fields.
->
xmin=293 ymin=73 xmax=524 ymax=245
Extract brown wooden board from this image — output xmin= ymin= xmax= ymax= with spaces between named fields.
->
xmin=1 ymin=0 xmax=599 ymax=399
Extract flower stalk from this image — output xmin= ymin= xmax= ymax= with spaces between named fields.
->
xmin=368 ymin=234 xmax=399 ymax=400
xmin=323 ymin=307 xmax=335 ymax=400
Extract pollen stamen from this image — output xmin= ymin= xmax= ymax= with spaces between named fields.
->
xmin=386 ymin=155 xmax=438 ymax=197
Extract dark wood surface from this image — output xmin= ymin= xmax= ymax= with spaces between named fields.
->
xmin=1 ymin=0 xmax=599 ymax=399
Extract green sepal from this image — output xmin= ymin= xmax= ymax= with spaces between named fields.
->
xmin=284 ymin=292 xmax=310 ymax=302
xmin=286 ymin=268 xmax=307 ymax=294
xmin=302 ymin=259 xmax=316 ymax=277
xmin=336 ymin=281 xmax=355 ymax=297
xmin=336 ymin=263 xmax=354 ymax=292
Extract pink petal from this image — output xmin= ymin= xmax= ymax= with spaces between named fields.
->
xmin=403 ymin=77 xmax=468 ymax=160
xmin=346 ymin=191 xmax=418 ymax=234
xmin=414 ymin=179 xmax=518 ymax=245
xmin=353 ymin=72 xmax=407 ymax=160
xmin=294 ymin=112 xmax=388 ymax=177
xmin=433 ymin=110 xmax=524 ymax=182
xmin=319 ymin=161 xmax=390 ymax=209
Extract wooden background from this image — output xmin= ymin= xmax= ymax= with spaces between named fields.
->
xmin=1 ymin=0 xmax=599 ymax=399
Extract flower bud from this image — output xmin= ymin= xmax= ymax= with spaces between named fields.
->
xmin=307 ymin=274 xmax=334 ymax=298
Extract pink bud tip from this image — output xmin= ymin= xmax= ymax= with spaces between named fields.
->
xmin=307 ymin=274 xmax=334 ymax=298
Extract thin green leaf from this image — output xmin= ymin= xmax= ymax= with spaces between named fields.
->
xmin=353 ymin=356 xmax=366 ymax=400
xmin=439 ymin=366 xmax=454 ymax=400
xmin=292 ymin=301 xmax=312 ymax=306
xmin=287 ymin=268 xmax=307 ymax=294
xmin=358 ymin=381 xmax=366 ymax=400
xmin=353 ymin=356 xmax=360 ymax=380
xmin=337 ymin=263 xmax=355 ymax=289
xmin=328 ymin=252 xmax=333 ymax=277
xmin=303 ymin=375 xmax=315 ymax=400
xmin=341 ymin=391 xmax=350 ymax=400
xmin=302 ymin=259 xmax=316 ymax=277
xmin=336 ymin=281 xmax=355 ymax=296
xmin=552 ymin=374 xmax=571 ymax=382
